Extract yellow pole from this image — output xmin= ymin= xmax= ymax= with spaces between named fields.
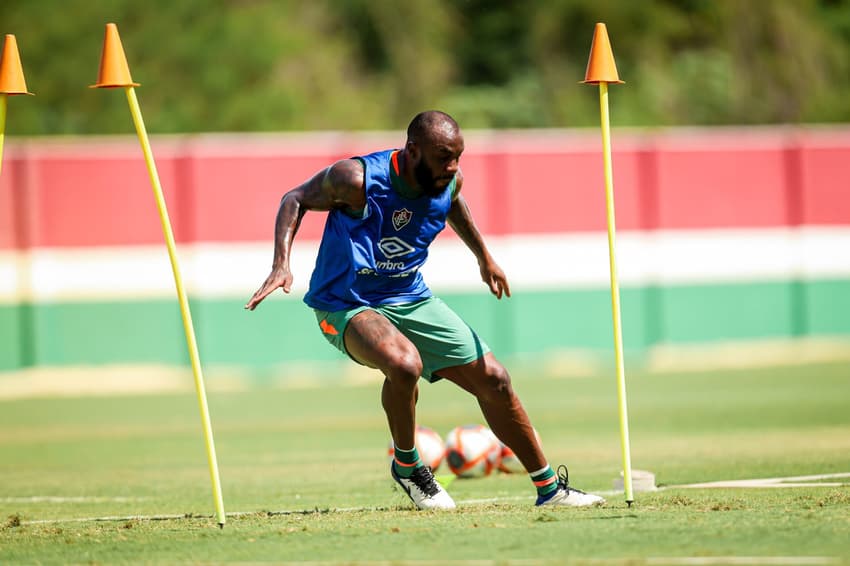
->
xmin=598 ymin=82 xmax=634 ymax=505
xmin=124 ymin=86 xmax=226 ymax=527
xmin=0 ymin=94 xmax=6 ymax=178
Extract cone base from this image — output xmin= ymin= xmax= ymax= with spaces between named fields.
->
xmin=580 ymin=79 xmax=625 ymax=85
xmin=89 ymin=82 xmax=140 ymax=89
xmin=0 ymin=90 xmax=34 ymax=95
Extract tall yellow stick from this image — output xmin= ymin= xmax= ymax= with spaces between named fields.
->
xmin=0 ymin=94 xmax=6 ymax=178
xmin=582 ymin=23 xmax=634 ymax=505
xmin=90 ymin=23 xmax=225 ymax=527
xmin=124 ymin=86 xmax=226 ymax=527
xmin=599 ymin=82 xmax=634 ymax=505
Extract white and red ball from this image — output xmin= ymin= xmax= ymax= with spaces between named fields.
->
xmin=444 ymin=424 xmax=501 ymax=478
xmin=386 ymin=425 xmax=446 ymax=472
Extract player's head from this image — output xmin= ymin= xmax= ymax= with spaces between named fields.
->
xmin=406 ymin=110 xmax=464 ymax=197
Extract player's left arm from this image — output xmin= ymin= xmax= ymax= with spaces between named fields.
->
xmin=446 ymin=169 xmax=511 ymax=299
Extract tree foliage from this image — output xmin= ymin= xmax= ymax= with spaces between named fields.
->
xmin=4 ymin=0 xmax=850 ymax=134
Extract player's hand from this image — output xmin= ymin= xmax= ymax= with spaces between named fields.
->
xmin=479 ymin=259 xmax=511 ymax=299
xmin=245 ymin=267 xmax=293 ymax=310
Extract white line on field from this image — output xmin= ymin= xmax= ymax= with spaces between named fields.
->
xmin=647 ymin=558 xmax=839 ymax=565
xmin=15 ymin=495 xmax=538 ymax=525
xmin=219 ymin=560 xmax=838 ymax=566
xmin=15 ymin=471 xmax=850 ymax=526
xmin=1 ymin=496 xmax=148 ymax=503
xmin=673 ymin=472 xmax=850 ymax=489
xmin=456 ymin=495 xmax=532 ymax=505
xmin=55 ymin=560 xmax=831 ymax=566
xmin=21 ymin=513 xmax=195 ymax=525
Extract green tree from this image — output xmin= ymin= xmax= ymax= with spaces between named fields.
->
xmin=2 ymin=0 xmax=849 ymax=134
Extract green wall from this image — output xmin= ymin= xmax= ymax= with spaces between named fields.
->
xmin=2 ymin=278 xmax=848 ymax=372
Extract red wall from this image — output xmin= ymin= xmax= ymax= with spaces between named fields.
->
xmin=2 ymin=127 xmax=849 ymax=251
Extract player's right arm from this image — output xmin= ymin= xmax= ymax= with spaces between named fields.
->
xmin=244 ymin=159 xmax=365 ymax=310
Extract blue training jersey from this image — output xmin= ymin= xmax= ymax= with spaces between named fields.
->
xmin=303 ymin=149 xmax=456 ymax=311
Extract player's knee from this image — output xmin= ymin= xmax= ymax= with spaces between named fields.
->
xmin=384 ymin=348 xmax=423 ymax=387
xmin=478 ymin=363 xmax=513 ymax=403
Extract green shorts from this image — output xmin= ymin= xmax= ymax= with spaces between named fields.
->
xmin=313 ymin=297 xmax=490 ymax=383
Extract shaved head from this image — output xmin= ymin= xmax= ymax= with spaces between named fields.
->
xmin=406 ymin=110 xmax=460 ymax=146
xmin=403 ymin=110 xmax=464 ymax=197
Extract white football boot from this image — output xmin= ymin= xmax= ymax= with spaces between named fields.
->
xmin=536 ymin=465 xmax=605 ymax=507
xmin=391 ymin=464 xmax=456 ymax=510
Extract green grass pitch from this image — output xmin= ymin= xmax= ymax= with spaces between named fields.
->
xmin=1 ymin=362 xmax=849 ymax=564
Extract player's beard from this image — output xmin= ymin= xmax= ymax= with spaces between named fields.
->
xmin=414 ymin=159 xmax=450 ymax=197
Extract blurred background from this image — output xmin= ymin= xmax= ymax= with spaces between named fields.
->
xmin=4 ymin=0 xmax=850 ymax=134
xmin=1 ymin=0 xmax=849 ymax=392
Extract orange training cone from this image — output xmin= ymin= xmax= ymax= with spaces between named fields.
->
xmin=581 ymin=23 xmax=624 ymax=85
xmin=0 ymin=34 xmax=34 ymax=95
xmin=90 ymin=23 xmax=140 ymax=88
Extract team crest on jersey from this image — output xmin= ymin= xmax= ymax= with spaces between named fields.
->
xmin=392 ymin=208 xmax=413 ymax=231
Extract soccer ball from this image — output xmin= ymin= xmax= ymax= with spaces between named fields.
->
xmin=386 ymin=425 xmax=446 ymax=472
xmin=444 ymin=424 xmax=501 ymax=478
xmin=498 ymin=427 xmax=542 ymax=474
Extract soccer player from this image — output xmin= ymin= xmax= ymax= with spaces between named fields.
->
xmin=246 ymin=110 xmax=604 ymax=510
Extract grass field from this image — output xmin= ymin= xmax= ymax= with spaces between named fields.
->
xmin=1 ymin=361 xmax=849 ymax=564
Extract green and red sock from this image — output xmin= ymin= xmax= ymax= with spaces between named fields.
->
xmin=392 ymin=445 xmax=423 ymax=478
xmin=530 ymin=465 xmax=559 ymax=499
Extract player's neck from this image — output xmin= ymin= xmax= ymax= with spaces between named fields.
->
xmin=393 ymin=150 xmax=425 ymax=199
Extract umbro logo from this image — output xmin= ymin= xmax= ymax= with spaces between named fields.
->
xmin=378 ymin=237 xmax=415 ymax=258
